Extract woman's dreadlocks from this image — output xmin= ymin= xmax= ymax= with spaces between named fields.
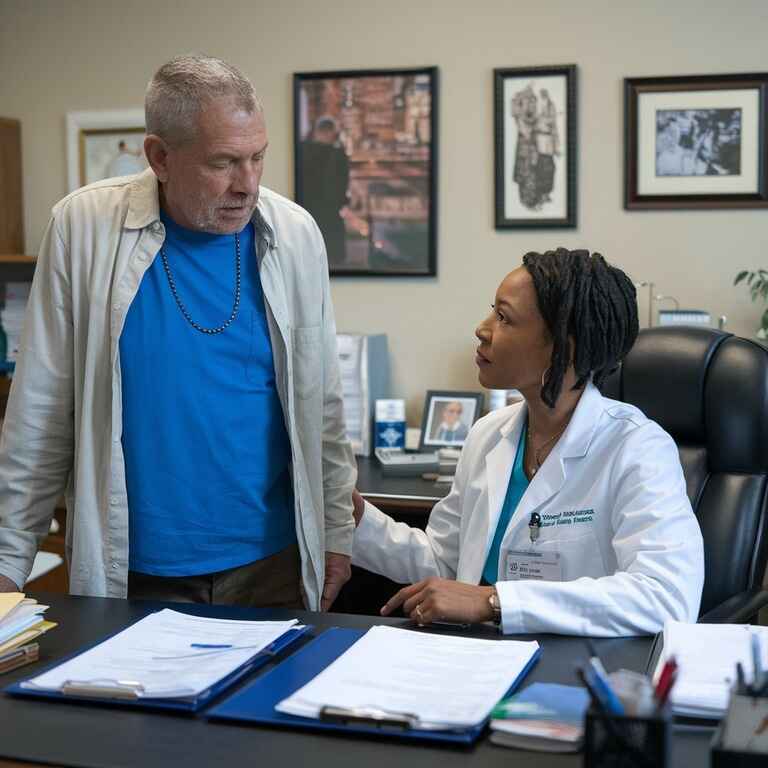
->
xmin=522 ymin=248 xmax=638 ymax=408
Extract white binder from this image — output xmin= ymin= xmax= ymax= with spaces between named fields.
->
xmin=336 ymin=333 xmax=390 ymax=456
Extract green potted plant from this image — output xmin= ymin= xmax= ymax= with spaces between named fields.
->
xmin=734 ymin=269 xmax=768 ymax=339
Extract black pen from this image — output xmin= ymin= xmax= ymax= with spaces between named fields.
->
xmin=736 ymin=661 xmax=747 ymax=696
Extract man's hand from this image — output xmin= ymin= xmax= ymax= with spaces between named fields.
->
xmin=352 ymin=489 xmax=365 ymax=528
xmin=380 ymin=577 xmax=494 ymax=626
xmin=321 ymin=552 xmax=351 ymax=612
xmin=0 ymin=574 xmax=20 ymax=592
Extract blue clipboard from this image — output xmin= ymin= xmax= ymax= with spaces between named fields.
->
xmin=5 ymin=623 xmax=313 ymax=713
xmin=206 ymin=627 xmax=541 ymax=744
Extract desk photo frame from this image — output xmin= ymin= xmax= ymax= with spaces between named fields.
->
xmin=419 ymin=390 xmax=484 ymax=450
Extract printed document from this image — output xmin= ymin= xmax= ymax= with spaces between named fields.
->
xmin=656 ymin=621 xmax=768 ymax=718
xmin=22 ymin=609 xmax=297 ymax=699
xmin=276 ymin=625 xmax=539 ymax=729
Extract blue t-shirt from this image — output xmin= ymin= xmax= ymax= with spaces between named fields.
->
xmin=482 ymin=424 xmax=529 ymax=584
xmin=120 ymin=212 xmax=295 ymax=576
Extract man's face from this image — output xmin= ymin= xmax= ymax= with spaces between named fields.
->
xmin=159 ymin=98 xmax=268 ymax=234
xmin=314 ymin=126 xmax=336 ymax=145
xmin=442 ymin=402 xmax=462 ymax=426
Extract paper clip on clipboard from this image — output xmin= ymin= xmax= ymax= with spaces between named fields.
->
xmin=8 ymin=623 xmax=315 ymax=712
xmin=55 ymin=634 xmax=304 ymax=701
xmin=60 ymin=679 xmax=146 ymax=700
xmin=320 ymin=705 xmax=420 ymax=731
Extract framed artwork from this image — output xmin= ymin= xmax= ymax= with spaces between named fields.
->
xmin=624 ymin=72 xmax=768 ymax=209
xmin=66 ymin=109 xmax=148 ymax=192
xmin=494 ymin=64 xmax=577 ymax=229
xmin=419 ymin=390 xmax=484 ymax=450
xmin=294 ymin=67 xmax=438 ymax=276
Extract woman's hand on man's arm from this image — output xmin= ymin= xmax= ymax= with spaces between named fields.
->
xmin=352 ymin=488 xmax=365 ymax=527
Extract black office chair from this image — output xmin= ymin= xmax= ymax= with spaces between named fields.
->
xmin=601 ymin=326 xmax=768 ymax=623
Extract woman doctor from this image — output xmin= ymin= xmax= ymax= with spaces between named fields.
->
xmin=352 ymin=248 xmax=704 ymax=636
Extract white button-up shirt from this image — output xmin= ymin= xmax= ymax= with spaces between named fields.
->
xmin=0 ymin=169 xmax=356 ymax=609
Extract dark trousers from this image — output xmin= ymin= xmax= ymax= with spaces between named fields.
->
xmin=127 ymin=544 xmax=303 ymax=609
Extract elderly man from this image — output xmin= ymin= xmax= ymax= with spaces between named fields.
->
xmin=0 ymin=55 xmax=356 ymax=611
xmin=434 ymin=401 xmax=469 ymax=443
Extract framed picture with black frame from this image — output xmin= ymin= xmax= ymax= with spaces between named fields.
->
xmin=419 ymin=390 xmax=484 ymax=451
xmin=494 ymin=64 xmax=577 ymax=229
xmin=294 ymin=67 xmax=439 ymax=276
xmin=624 ymin=72 xmax=768 ymax=209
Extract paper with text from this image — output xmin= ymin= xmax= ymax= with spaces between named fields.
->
xmin=22 ymin=609 xmax=297 ymax=699
xmin=276 ymin=625 xmax=539 ymax=729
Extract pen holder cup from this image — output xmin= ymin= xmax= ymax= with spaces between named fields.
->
xmin=710 ymin=693 xmax=768 ymax=768
xmin=711 ymin=725 xmax=768 ymax=768
xmin=583 ymin=705 xmax=670 ymax=768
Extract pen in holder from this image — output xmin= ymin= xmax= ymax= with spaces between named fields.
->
xmin=583 ymin=704 xmax=671 ymax=768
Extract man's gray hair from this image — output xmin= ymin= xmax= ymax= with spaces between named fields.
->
xmin=145 ymin=54 xmax=263 ymax=145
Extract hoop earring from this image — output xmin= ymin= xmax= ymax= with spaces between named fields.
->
xmin=541 ymin=367 xmax=550 ymax=388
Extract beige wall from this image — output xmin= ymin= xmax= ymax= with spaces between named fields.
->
xmin=2 ymin=0 xmax=766 ymax=422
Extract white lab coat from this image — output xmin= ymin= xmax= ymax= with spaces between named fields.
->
xmin=353 ymin=382 xmax=705 ymax=636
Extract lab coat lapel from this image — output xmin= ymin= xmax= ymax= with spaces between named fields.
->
xmin=471 ymin=406 xmax=526 ymax=580
xmin=504 ymin=382 xmax=604 ymax=538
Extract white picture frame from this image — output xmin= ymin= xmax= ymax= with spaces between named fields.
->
xmin=66 ymin=109 xmax=147 ymax=192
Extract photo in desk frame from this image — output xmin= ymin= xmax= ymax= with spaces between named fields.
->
xmin=419 ymin=390 xmax=484 ymax=451
xmin=294 ymin=67 xmax=438 ymax=276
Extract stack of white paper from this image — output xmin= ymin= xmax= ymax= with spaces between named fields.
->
xmin=655 ymin=621 xmax=768 ymax=718
xmin=276 ymin=625 xmax=539 ymax=730
xmin=1 ymin=282 xmax=30 ymax=362
xmin=22 ymin=609 xmax=297 ymax=699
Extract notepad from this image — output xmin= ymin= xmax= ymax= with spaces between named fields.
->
xmin=489 ymin=683 xmax=589 ymax=752
xmin=21 ymin=609 xmax=299 ymax=700
xmin=275 ymin=625 xmax=540 ymax=730
xmin=654 ymin=621 xmax=768 ymax=718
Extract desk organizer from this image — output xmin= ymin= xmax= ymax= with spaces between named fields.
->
xmin=583 ymin=705 xmax=670 ymax=768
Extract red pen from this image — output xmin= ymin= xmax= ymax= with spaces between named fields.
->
xmin=654 ymin=656 xmax=678 ymax=707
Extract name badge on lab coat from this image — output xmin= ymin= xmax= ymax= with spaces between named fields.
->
xmin=504 ymin=549 xmax=563 ymax=582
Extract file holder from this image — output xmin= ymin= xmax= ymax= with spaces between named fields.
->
xmin=207 ymin=627 xmax=541 ymax=744
xmin=711 ymin=725 xmax=768 ymax=768
xmin=710 ymin=692 xmax=768 ymax=767
xmin=584 ymin=705 xmax=670 ymax=768
xmin=5 ymin=624 xmax=313 ymax=713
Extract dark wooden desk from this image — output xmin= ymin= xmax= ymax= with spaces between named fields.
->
xmin=356 ymin=455 xmax=449 ymax=515
xmin=0 ymin=594 xmax=714 ymax=768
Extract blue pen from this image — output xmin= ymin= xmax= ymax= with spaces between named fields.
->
xmin=190 ymin=643 xmax=233 ymax=649
xmin=577 ymin=666 xmax=621 ymax=716
xmin=585 ymin=661 xmax=626 ymax=715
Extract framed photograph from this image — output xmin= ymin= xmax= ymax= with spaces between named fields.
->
xmin=419 ymin=390 xmax=484 ymax=450
xmin=294 ymin=67 xmax=438 ymax=276
xmin=624 ymin=73 xmax=768 ymax=209
xmin=494 ymin=64 xmax=577 ymax=229
xmin=66 ymin=109 xmax=148 ymax=192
